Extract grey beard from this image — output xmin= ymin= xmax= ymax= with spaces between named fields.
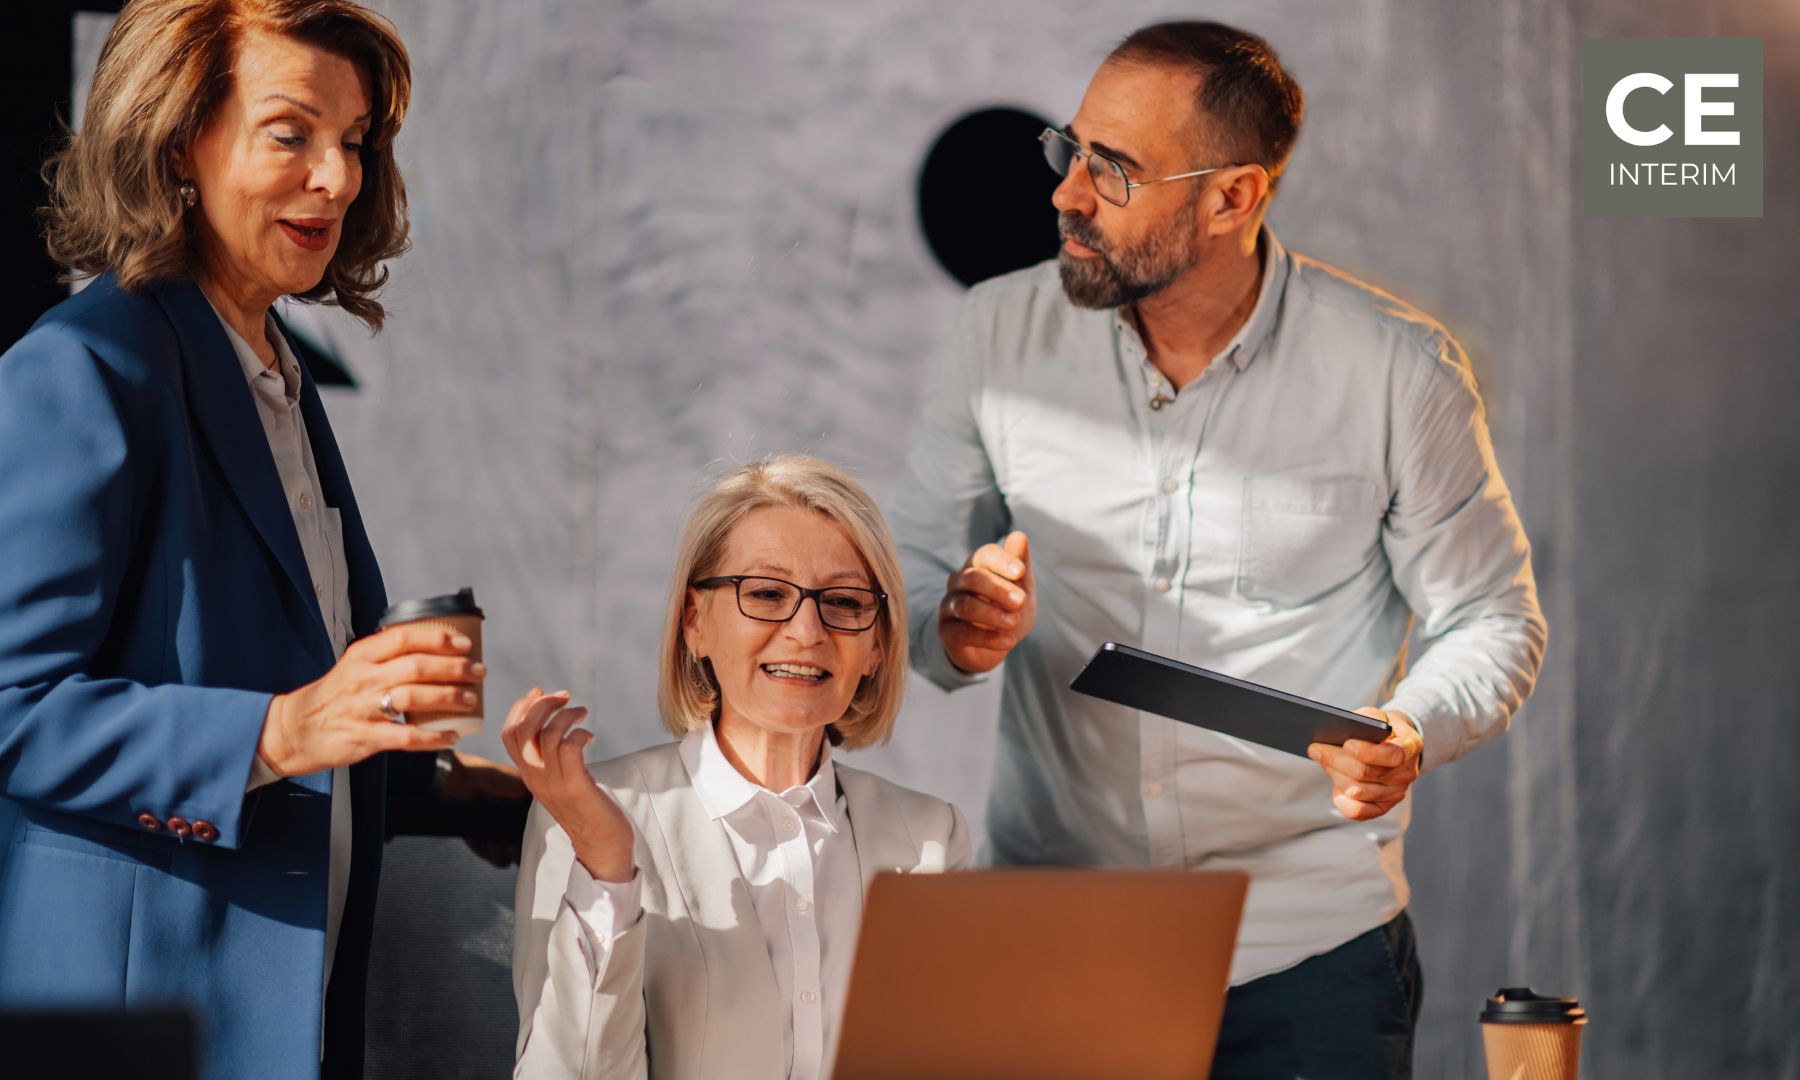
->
xmin=1057 ymin=249 xmax=1182 ymax=309
xmin=1056 ymin=205 xmax=1199 ymax=310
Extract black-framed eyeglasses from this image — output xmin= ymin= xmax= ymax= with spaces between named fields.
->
xmin=693 ymin=575 xmax=886 ymax=632
xmin=1039 ymin=126 xmax=1232 ymax=207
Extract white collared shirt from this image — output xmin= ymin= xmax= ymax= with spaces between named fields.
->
xmin=565 ymin=725 xmax=862 ymax=1080
xmin=206 ymin=300 xmax=355 ymax=1011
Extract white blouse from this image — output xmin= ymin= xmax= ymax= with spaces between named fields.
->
xmin=565 ymin=725 xmax=862 ymax=1080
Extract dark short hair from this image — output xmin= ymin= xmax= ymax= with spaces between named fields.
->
xmin=1108 ymin=21 xmax=1304 ymax=191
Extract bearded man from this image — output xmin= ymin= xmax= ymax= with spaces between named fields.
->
xmin=891 ymin=20 xmax=1546 ymax=1079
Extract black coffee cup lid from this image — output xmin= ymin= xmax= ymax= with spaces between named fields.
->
xmin=379 ymin=587 xmax=483 ymax=627
xmin=1480 ymin=987 xmax=1586 ymax=1025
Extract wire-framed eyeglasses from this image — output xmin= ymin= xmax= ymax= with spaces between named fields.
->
xmin=693 ymin=575 xmax=886 ymax=632
xmin=1039 ymin=126 xmax=1232 ymax=207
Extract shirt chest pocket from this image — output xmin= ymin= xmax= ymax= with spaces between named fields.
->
xmin=1235 ymin=476 xmax=1384 ymax=606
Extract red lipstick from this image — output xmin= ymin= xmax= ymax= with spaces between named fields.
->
xmin=278 ymin=218 xmax=334 ymax=253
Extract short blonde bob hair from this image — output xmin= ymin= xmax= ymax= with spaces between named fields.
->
xmin=659 ymin=455 xmax=909 ymax=750
xmin=42 ymin=0 xmax=411 ymax=330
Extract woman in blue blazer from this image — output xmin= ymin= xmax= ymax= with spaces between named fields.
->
xmin=0 ymin=4 xmax=509 ymax=1077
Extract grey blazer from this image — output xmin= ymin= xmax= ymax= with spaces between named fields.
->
xmin=512 ymin=740 xmax=971 ymax=1079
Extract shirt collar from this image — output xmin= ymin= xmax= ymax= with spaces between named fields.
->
xmin=679 ymin=722 xmax=841 ymax=832
xmin=1228 ymin=226 xmax=1290 ymax=373
xmin=204 ymin=294 xmax=303 ymax=405
xmin=1110 ymin=225 xmax=1291 ymax=375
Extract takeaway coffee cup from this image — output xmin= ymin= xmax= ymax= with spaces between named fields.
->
xmin=377 ymin=587 xmax=485 ymax=734
xmin=1480 ymin=987 xmax=1587 ymax=1080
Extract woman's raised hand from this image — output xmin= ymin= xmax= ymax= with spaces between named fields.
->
xmin=502 ymin=687 xmax=636 ymax=883
xmin=260 ymin=624 xmax=482 ymax=777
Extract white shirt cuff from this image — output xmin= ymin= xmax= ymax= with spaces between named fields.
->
xmin=1380 ymin=692 xmax=1454 ymax=771
xmin=916 ymin=608 xmax=989 ymax=691
xmin=564 ymin=859 xmax=644 ymax=947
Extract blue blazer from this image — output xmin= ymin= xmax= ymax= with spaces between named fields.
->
xmin=0 ymin=275 xmax=411 ymax=1079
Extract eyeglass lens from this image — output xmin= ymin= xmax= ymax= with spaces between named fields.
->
xmin=1040 ymin=129 xmax=1128 ymax=205
xmin=736 ymin=577 xmax=880 ymax=630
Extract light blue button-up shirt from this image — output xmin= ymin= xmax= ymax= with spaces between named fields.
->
xmin=892 ymin=230 xmax=1546 ymax=982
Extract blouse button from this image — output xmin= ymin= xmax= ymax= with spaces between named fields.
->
xmin=800 ymin=991 xmax=817 ymax=1006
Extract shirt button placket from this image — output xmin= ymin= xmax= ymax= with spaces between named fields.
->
xmin=1142 ymin=433 xmax=1191 ymax=866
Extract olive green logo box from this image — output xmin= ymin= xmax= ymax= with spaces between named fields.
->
xmin=1583 ymin=38 xmax=1762 ymax=217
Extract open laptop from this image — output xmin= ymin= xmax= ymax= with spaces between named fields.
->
xmin=832 ymin=869 xmax=1248 ymax=1079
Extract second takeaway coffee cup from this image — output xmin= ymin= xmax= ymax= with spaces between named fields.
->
xmin=377 ymin=587 xmax=485 ymax=734
xmin=1480 ymin=987 xmax=1587 ymax=1080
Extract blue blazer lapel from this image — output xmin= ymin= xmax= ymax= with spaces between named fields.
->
xmin=152 ymin=279 xmax=335 ymax=672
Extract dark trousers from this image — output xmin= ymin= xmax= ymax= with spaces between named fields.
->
xmin=1210 ymin=911 xmax=1424 ymax=1080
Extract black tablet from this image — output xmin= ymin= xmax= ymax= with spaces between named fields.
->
xmin=1069 ymin=642 xmax=1390 ymax=757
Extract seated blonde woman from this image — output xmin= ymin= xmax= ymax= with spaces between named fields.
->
xmin=507 ymin=455 xmax=970 ymax=1079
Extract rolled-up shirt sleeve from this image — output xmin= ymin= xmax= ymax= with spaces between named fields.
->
xmin=1379 ymin=334 xmax=1549 ymax=769
xmin=891 ymin=290 xmax=1011 ymax=692
xmin=514 ymin=800 xmax=650 ymax=1079
xmin=562 ymin=861 xmax=644 ymax=980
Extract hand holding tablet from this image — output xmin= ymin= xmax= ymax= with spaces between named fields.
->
xmin=1307 ymin=709 xmax=1423 ymax=821
xmin=1070 ymin=642 xmax=1391 ymax=755
xmin=1069 ymin=642 xmax=1422 ymax=820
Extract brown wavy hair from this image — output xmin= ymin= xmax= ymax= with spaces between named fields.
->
xmin=42 ymin=0 xmax=411 ymax=330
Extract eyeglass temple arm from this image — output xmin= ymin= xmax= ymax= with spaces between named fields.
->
xmin=1127 ymin=167 xmax=1224 ymax=190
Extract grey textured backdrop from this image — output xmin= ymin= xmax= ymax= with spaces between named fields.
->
xmin=74 ymin=1 xmax=1800 ymax=1076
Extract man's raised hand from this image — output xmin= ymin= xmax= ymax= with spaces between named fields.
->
xmin=938 ymin=531 xmax=1036 ymax=674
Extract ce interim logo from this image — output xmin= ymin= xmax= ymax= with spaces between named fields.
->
xmin=1583 ymin=38 xmax=1763 ymax=217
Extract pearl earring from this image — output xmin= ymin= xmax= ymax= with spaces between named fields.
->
xmin=178 ymin=180 xmax=198 ymax=208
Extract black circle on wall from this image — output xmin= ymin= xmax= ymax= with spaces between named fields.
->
xmin=918 ymin=106 xmax=1062 ymax=289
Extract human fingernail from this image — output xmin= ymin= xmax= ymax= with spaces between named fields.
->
xmin=451 ymin=634 xmax=473 ymax=650
xmin=460 ymin=690 xmax=478 ymax=705
xmin=470 ymin=663 xmax=488 ymax=677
